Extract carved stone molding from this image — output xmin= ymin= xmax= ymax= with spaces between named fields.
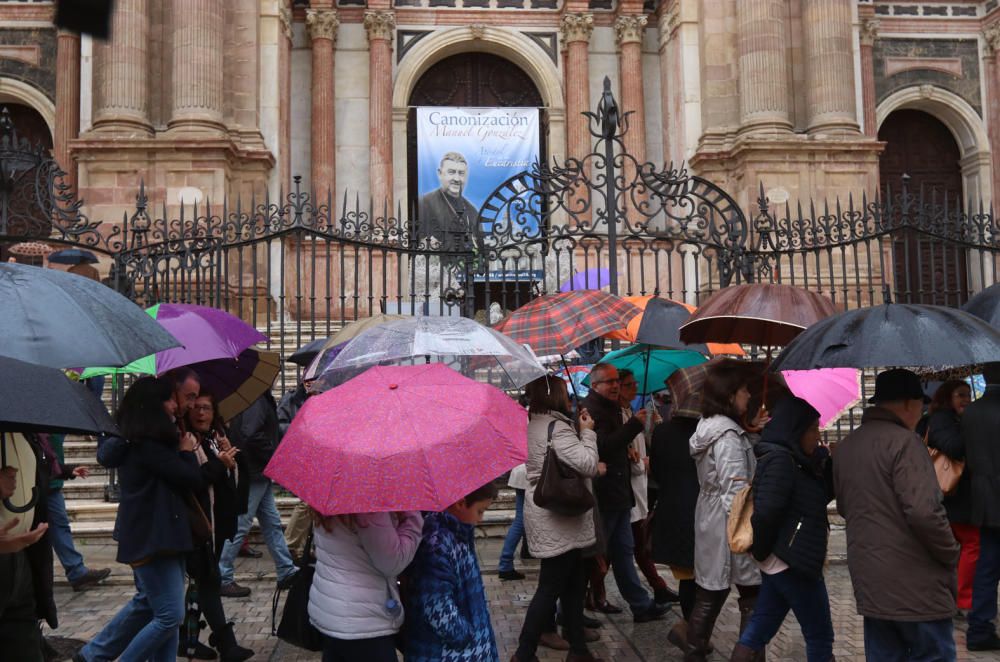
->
xmin=470 ymin=24 xmax=486 ymax=40
xmin=279 ymin=6 xmax=293 ymax=41
xmin=614 ymin=15 xmax=648 ymax=46
xmin=560 ymin=13 xmax=594 ymax=45
xmin=364 ymin=11 xmax=396 ymax=42
xmin=659 ymin=4 xmax=680 ymax=45
xmin=306 ymin=9 xmax=339 ymax=42
xmin=985 ymin=23 xmax=1000 ymax=56
xmin=859 ymin=17 xmax=879 ymax=47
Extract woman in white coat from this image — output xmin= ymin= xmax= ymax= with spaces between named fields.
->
xmin=685 ymin=360 xmax=766 ymax=662
xmin=512 ymin=375 xmax=605 ymax=662
xmin=308 ymin=510 xmax=424 ymax=662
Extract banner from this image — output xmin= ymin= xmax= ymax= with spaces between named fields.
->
xmin=415 ymin=107 xmax=540 ymax=243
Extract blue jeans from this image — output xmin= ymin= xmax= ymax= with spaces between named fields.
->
xmin=601 ymin=508 xmax=653 ymax=614
xmin=79 ymin=555 xmax=186 ymax=662
xmin=969 ymin=526 xmax=1000 ymax=644
xmin=499 ymin=489 xmax=525 ymax=572
xmin=739 ymin=569 xmax=834 ymax=661
xmin=218 ymin=477 xmax=296 ymax=584
xmin=47 ymin=488 xmax=88 ymax=582
xmin=863 ymin=617 xmax=956 ymax=662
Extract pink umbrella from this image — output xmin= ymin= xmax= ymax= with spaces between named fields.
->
xmin=781 ymin=368 xmax=861 ymax=430
xmin=264 ymin=363 xmax=527 ymax=515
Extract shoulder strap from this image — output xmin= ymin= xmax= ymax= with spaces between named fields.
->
xmin=546 ymin=420 xmax=557 ymax=447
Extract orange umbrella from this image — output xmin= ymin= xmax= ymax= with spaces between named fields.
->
xmin=606 ymin=295 xmax=744 ymax=356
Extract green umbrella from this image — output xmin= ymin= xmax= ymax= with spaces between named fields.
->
xmin=582 ymin=345 xmax=707 ymax=395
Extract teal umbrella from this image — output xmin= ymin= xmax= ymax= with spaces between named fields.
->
xmin=582 ymin=345 xmax=707 ymax=395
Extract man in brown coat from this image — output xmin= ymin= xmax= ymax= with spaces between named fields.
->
xmin=834 ymin=369 xmax=960 ymax=661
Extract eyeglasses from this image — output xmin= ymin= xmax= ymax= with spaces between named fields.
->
xmin=191 ymin=404 xmax=213 ymax=413
xmin=621 ymin=382 xmax=638 ymax=388
xmin=593 ymin=378 xmax=620 ymax=385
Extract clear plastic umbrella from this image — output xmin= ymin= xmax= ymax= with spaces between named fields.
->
xmin=310 ymin=316 xmax=546 ymax=392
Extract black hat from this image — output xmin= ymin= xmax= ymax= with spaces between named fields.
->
xmin=868 ymin=368 xmax=931 ymax=404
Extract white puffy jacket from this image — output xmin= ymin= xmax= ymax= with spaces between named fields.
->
xmin=308 ymin=511 xmax=424 ymax=639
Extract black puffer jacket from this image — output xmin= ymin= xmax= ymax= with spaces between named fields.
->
xmin=650 ymin=415 xmax=699 ymax=568
xmin=750 ymin=397 xmax=833 ymax=579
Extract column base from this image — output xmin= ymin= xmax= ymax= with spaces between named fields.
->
xmin=90 ymin=116 xmax=154 ymax=138
xmin=166 ymin=117 xmax=228 ymax=138
xmin=807 ymin=119 xmax=863 ymax=137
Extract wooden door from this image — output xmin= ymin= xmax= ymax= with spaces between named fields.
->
xmin=878 ymin=109 xmax=968 ymax=305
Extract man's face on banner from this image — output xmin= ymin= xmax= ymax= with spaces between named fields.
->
xmin=437 ymin=158 xmax=468 ymax=197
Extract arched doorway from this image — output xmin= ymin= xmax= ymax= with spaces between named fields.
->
xmin=0 ymin=103 xmax=55 ymax=265
xmin=406 ymin=52 xmax=545 ymax=310
xmin=878 ymin=109 xmax=968 ymax=305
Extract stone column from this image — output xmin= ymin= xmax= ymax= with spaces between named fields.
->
xmin=169 ymin=0 xmax=225 ymax=134
xmin=561 ymin=13 xmax=594 ymax=161
xmin=54 ymin=30 xmax=81 ymax=189
xmin=92 ymin=0 xmax=151 ymax=134
xmin=984 ymin=25 xmax=1000 ymax=204
xmin=802 ymin=0 xmax=859 ymax=133
xmin=658 ymin=6 xmax=680 ymax=165
xmin=737 ymin=0 xmax=791 ymax=133
xmin=279 ymin=5 xmax=293 ymax=193
xmin=615 ymin=14 xmax=648 ymax=163
xmin=859 ymin=18 xmax=879 ymax=138
xmin=365 ymin=10 xmax=395 ymax=211
xmin=308 ymin=9 xmax=339 ymax=202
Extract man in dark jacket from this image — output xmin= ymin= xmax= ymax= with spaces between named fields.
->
xmin=834 ymin=369 xmax=959 ymax=661
xmin=580 ymin=363 xmax=667 ymax=623
xmin=217 ymin=392 xmax=297 ymax=597
xmin=963 ymin=362 xmax=1000 ymax=650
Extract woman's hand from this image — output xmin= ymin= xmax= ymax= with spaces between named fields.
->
xmin=218 ymin=446 xmax=239 ymax=470
xmin=180 ymin=432 xmax=198 ymax=452
xmin=596 ymin=462 xmax=607 ymax=477
xmin=579 ymin=409 xmax=595 ymax=431
xmin=72 ymin=466 xmax=90 ymax=479
xmin=745 ymin=408 xmax=771 ymax=433
xmin=216 ymin=433 xmax=232 ymax=452
xmin=0 ymin=467 xmax=17 ymax=500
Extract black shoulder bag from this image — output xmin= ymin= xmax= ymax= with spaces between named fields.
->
xmin=272 ymin=527 xmax=323 ymax=651
xmin=532 ymin=420 xmax=595 ymax=517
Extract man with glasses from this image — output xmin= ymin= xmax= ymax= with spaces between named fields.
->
xmin=579 ymin=364 xmax=669 ymax=623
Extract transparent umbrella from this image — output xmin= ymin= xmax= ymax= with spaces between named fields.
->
xmin=310 ymin=316 xmax=546 ymax=392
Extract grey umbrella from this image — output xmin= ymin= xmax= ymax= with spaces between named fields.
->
xmin=771 ymin=303 xmax=1000 ymax=371
xmin=0 ymin=263 xmax=181 ymax=369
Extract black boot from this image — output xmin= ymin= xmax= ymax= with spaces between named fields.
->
xmin=730 ymin=643 xmax=759 ymax=662
xmin=208 ymin=623 xmax=254 ymax=662
xmin=684 ymin=587 xmax=729 ymax=662
xmin=178 ymin=637 xmax=218 ymax=660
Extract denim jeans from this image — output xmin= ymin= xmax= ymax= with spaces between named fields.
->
xmin=601 ymin=508 xmax=653 ymax=614
xmin=79 ymin=555 xmax=186 ymax=662
xmin=969 ymin=525 xmax=1000 ymax=645
xmin=863 ymin=617 xmax=956 ymax=662
xmin=47 ymin=488 xmax=88 ymax=582
xmin=218 ymin=477 xmax=297 ymax=584
xmin=739 ymin=569 xmax=834 ymax=661
xmin=499 ymin=489 xmax=525 ymax=572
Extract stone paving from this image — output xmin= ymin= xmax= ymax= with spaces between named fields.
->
xmin=45 ymin=532 xmax=999 ymax=661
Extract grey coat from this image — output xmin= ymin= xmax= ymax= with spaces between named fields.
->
xmin=690 ymin=415 xmax=761 ymax=591
xmin=524 ymin=411 xmax=600 ymax=559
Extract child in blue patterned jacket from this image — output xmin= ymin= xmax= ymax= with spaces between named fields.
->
xmin=404 ymin=482 xmax=500 ymax=662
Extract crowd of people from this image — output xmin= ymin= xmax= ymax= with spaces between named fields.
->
xmin=3 ymin=355 xmax=1000 ymax=662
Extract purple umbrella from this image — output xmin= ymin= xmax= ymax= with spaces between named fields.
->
xmin=82 ymin=303 xmax=268 ymax=377
xmin=559 ymin=268 xmax=611 ymax=293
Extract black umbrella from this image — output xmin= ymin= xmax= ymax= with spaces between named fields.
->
xmin=0 ymin=263 xmax=181 ymax=369
xmin=287 ymin=337 xmax=329 ymax=367
xmin=47 ymin=248 xmax=100 ymax=265
xmin=962 ymin=283 xmax=1000 ymax=328
xmin=771 ymin=303 xmax=1000 ymax=371
xmin=634 ymin=297 xmax=712 ymax=354
xmin=0 ymin=355 xmax=118 ymax=435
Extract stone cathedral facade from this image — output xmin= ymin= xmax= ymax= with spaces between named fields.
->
xmin=1 ymin=0 xmax=999 ymax=270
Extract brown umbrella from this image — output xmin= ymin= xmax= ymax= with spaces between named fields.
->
xmin=7 ymin=241 xmax=54 ymax=258
xmin=679 ymin=283 xmax=838 ymax=348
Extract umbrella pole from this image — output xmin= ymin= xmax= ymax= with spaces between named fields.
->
xmin=561 ymin=356 xmax=580 ymax=400
xmin=641 ymin=345 xmax=651 ymax=407
xmin=493 ymin=356 xmax=518 ymax=392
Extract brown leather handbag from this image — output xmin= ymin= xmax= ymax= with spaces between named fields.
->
xmin=924 ymin=430 xmax=965 ymax=496
xmin=533 ymin=421 xmax=595 ymax=517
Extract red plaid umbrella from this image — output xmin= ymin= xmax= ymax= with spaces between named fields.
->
xmin=494 ymin=291 xmax=642 ymax=357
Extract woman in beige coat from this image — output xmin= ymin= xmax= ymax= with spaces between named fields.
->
xmin=513 ymin=375 xmax=604 ymax=662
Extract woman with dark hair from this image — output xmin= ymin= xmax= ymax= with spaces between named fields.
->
xmin=918 ymin=379 xmax=976 ymax=613
xmin=683 ymin=360 xmax=765 ymax=662
xmin=77 ymin=377 xmax=205 ymax=662
xmin=511 ymin=375 xmax=604 ymax=662
xmin=733 ymin=396 xmax=834 ymax=662
xmin=180 ymin=391 xmax=253 ymax=661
